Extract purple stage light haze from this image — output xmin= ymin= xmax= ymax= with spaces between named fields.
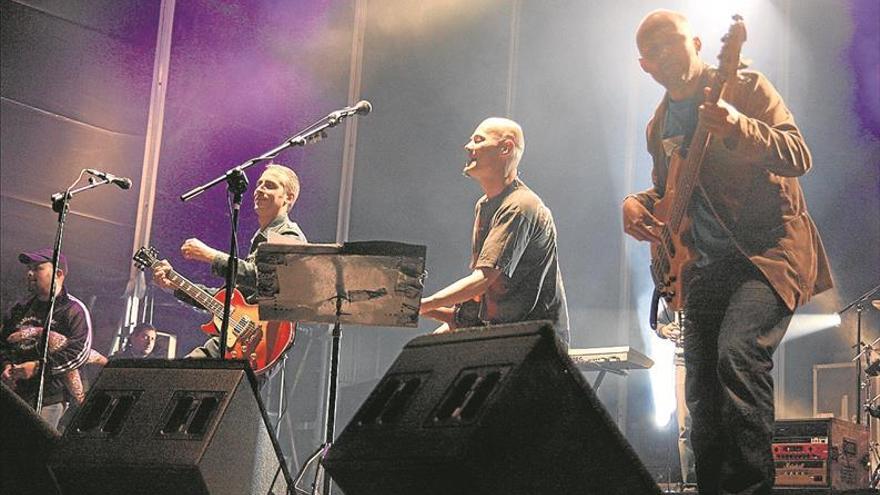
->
xmin=849 ymin=0 xmax=880 ymax=139
xmin=152 ymin=0 xmax=343 ymax=270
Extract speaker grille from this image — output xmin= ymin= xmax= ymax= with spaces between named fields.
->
xmin=430 ymin=365 xmax=509 ymax=426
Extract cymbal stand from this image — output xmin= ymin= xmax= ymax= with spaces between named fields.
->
xmin=866 ymin=391 xmax=880 ymax=488
xmin=840 ymin=283 xmax=880 ymax=425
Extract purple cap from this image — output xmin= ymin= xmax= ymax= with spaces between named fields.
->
xmin=19 ymin=247 xmax=68 ymax=274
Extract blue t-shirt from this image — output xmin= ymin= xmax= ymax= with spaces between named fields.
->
xmin=663 ymin=97 xmax=737 ymax=266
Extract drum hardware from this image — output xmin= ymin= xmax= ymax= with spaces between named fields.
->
xmin=840 ymin=284 xmax=880 ymax=425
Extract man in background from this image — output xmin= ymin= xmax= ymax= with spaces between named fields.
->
xmin=112 ymin=322 xmax=158 ymax=359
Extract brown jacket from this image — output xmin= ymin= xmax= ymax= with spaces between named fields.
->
xmin=632 ymin=69 xmax=833 ymax=310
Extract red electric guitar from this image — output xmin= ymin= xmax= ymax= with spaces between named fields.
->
xmin=133 ymin=246 xmax=295 ymax=375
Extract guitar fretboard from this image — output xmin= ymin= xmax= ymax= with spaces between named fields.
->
xmin=165 ymin=268 xmax=225 ymax=316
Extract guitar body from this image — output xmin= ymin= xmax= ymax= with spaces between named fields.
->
xmin=132 ymin=245 xmax=295 ymax=377
xmin=650 ymin=153 xmax=700 ymax=311
xmin=200 ymin=288 xmax=295 ymax=375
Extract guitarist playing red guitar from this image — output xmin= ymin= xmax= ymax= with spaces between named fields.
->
xmin=623 ymin=10 xmax=832 ymax=495
xmin=150 ymin=163 xmax=305 ymax=376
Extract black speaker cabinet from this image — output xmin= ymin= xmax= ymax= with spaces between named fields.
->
xmin=0 ymin=382 xmax=61 ymax=495
xmin=323 ymin=321 xmax=661 ymax=495
xmin=48 ymin=359 xmax=291 ymax=495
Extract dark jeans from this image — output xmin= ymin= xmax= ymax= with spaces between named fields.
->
xmin=682 ymin=257 xmax=792 ymax=495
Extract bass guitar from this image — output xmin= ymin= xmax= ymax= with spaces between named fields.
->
xmin=133 ymin=246 xmax=295 ymax=375
xmin=650 ymin=16 xmax=747 ymax=310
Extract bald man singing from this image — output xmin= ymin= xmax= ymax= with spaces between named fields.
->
xmin=419 ymin=117 xmax=569 ymax=346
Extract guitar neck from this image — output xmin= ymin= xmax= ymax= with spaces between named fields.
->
xmin=666 ymin=74 xmax=728 ymax=233
xmin=668 ymin=125 xmax=712 ymax=231
xmin=162 ymin=267 xmax=225 ymax=317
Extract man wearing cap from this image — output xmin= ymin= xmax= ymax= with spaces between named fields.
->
xmin=0 ymin=248 xmax=93 ymax=428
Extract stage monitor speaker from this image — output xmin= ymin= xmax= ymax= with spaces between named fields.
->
xmin=1 ymin=382 xmax=61 ymax=495
xmin=48 ymin=359 xmax=292 ymax=495
xmin=323 ymin=321 xmax=661 ymax=495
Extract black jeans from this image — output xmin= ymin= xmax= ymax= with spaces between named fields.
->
xmin=683 ymin=257 xmax=792 ymax=495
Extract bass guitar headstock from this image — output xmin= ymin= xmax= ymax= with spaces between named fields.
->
xmin=709 ymin=15 xmax=748 ymax=103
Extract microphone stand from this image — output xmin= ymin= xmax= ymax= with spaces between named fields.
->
xmin=35 ymin=174 xmax=116 ymax=413
xmin=178 ymin=109 xmax=358 ymax=362
xmin=840 ymin=283 xmax=880 ymax=425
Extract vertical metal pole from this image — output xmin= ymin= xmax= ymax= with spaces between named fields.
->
xmin=134 ymin=0 xmax=176 ymax=252
xmin=318 ymin=1 xmax=369 ymax=493
xmin=112 ymin=0 xmax=176 ymax=353
xmin=858 ymin=306 xmax=864 ymax=424
xmin=335 ymin=0 xmax=369 ymax=245
xmin=35 ymin=200 xmax=70 ymax=413
xmin=505 ymin=0 xmax=522 ymax=118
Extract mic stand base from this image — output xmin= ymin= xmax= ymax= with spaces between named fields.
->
xmin=293 ymin=316 xmax=343 ymax=495
xmin=293 ymin=444 xmax=330 ymax=495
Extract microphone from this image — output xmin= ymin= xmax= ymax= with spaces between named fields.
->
xmin=328 ymin=100 xmax=372 ymax=123
xmin=86 ymin=169 xmax=133 ymax=190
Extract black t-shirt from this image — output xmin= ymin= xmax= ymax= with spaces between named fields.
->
xmin=471 ymin=178 xmax=569 ymax=345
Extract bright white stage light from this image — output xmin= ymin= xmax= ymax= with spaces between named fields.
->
xmin=682 ymin=0 xmax=761 ymax=26
xmin=649 ymin=344 xmax=676 ymax=428
xmin=785 ymin=313 xmax=843 ymax=339
xmin=678 ymin=0 xmax=770 ymax=65
xmin=636 ymin=289 xmax=678 ymax=428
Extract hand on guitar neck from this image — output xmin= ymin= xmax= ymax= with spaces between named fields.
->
xmin=623 ymin=196 xmax=664 ymax=243
xmin=151 ymin=259 xmax=176 ymax=291
xmin=698 ymin=86 xmax=744 ymax=146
